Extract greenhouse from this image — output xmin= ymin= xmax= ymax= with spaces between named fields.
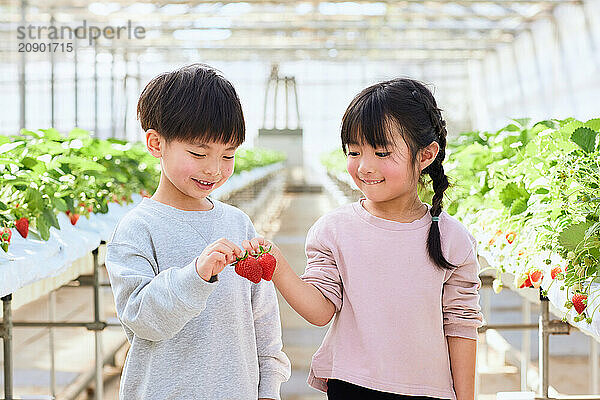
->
xmin=0 ymin=0 xmax=599 ymax=399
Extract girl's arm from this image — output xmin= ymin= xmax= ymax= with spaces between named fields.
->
xmin=271 ymin=253 xmax=336 ymax=326
xmin=447 ymin=336 xmax=477 ymax=400
xmin=242 ymin=237 xmax=337 ymax=327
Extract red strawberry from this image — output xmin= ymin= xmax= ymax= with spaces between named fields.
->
xmin=528 ymin=270 xmax=543 ymax=288
xmin=519 ymin=277 xmax=532 ymax=289
xmin=1 ymin=227 xmax=11 ymax=252
xmin=15 ymin=217 xmax=29 ymax=238
xmin=551 ymin=267 xmax=562 ymax=279
xmin=140 ymin=189 xmax=150 ymax=198
xmin=257 ymin=248 xmax=277 ymax=281
xmin=66 ymin=211 xmax=80 ymax=226
xmin=506 ymin=231 xmax=516 ymax=244
xmin=572 ymin=293 xmax=587 ymax=314
xmin=234 ymin=254 xmax=262 ymax=283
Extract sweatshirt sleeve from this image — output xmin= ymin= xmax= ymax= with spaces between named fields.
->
xmin=246 ymin=222 xmax=291 ymax=399
xmin=442 ymin=236 xmax=484 ymax=340
xmin=105 ymin=241 xmax=218 ymax=342
xmin=300 ymin=221 xmax=343 ymax=312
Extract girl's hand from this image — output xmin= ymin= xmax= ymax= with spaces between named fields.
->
xmin=196 ymin=238 xmax=243 ymax=282
xmin=241 ymin=236 xmax=281 ymax=258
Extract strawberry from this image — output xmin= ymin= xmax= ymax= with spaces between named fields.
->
xmin=528 ymin=270 xmax=543 ymax=288
xmin=1 ymin=227 xmax=12 ymax=252
xmin=506 ymin=231 xmax=516 ymax=244
xmin=15 ymin=217 xmax=29 ymax=238
xmin=572 ymin=293 xmax=587 ymax=315
xmin=257 ymin=247 xmax=277 ymax=281
xmin=140 ymin=189 xmax=150 ymax=198
xmin=66 ymin=210 xmax=80 ymax=226
xmin=234 ymin=253 xmax=262 ymax=283
xmin=551 ymin=267 xmax=562 ymax=279
xmin=519 ymin=277 xmax=532 ymax=289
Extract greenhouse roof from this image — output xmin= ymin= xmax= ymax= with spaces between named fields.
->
xmin=2 ymin=0 xmax=585 ymax=61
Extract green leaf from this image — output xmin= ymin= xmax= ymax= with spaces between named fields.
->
xmin=558 ymin=221 xmax=594 ymax=252
xmin=42 ymin=208 xmax=60 ymax=230
xmin=36 ymin=213 xmax=51 ymax=241
xmin=584 ymin=118 xmax=600 ymax=132
xmin=24 ymin=188 xmax=43 ymax=209
xmin=499 ymin=182 xmax=529 ymax=208
xmin=52 ymin=197 xmax=68 ymax=212
xmin=510 ymin=198 xmax=528 ymax=215
xmin=21 ymin=157 xmax=39 ymax=170
xmin=0 ymin=201 xmax=6 ymax=211
xmin=571 ymin=127 xmax=597 ymax=153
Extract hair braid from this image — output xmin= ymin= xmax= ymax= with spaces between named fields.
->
xmin=411 ymin=82 xmax=456 ymax=269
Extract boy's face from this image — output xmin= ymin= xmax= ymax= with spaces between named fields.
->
xmin=147 ymin=130 xmax=237 ymax=208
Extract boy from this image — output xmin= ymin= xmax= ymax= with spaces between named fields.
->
xmin=105 ymin=64 xmax=291 ymax=399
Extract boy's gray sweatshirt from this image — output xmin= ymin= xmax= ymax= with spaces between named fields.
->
xmin=105 ymin=197 xmax=291 ymax=399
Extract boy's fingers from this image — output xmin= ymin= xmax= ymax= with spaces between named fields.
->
xmin=218 ymin=238 xmax=243 ymax=256
xmin=207 ymin=251 xmax=226 ymax=265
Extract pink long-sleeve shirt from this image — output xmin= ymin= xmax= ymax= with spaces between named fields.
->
xmin=300 ymin=199 xmax=483 ymax=399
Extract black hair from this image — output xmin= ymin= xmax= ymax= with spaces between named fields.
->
xmin=341 ymin=78 xmax=456 ymax=270
xmin=137 ymin=63 xmax=245 ymax=147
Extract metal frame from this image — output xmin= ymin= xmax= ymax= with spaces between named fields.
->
xmin=478 ymin=274 xmax=600 ymax=400
xmin=0 ymin=244 xmax=122 ymax=400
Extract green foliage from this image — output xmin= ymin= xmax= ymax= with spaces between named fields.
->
xmin=0 ymin=128 xmax=285 ymax=245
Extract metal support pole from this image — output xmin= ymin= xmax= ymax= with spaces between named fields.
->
xmin=49 ymin=290 xmax=56 ymax=397
xmin=50 ymin=12 xmax=55 ymax=128
xmin=273 ymin=77 xmax=278 ymax=130
xmin=581 ymin=0 xmax=600 ymax=71
xmin=550 ymin=14 xmax=579 ymax=115
xmin=285 ymin=77 xmax=289 ymax=129
xmin=262 ymin=76 xmax=270 ymax=129
xmin=493 ymin=49 xmax=506 ymax=121
xmin=93 ymin=248 xmax=103 ymax=400
xmin=511 ymin=43 xmax=527 ymax=115
xmin=592 ymin=338 xmax=599 ymax=394
xmin=19 ymin=0 xmax=26 ymax=130
xmin=94 ymin=42 xmax=99 ymax=135
xmin=526 ymin=28 xmax=548 ymax=114
xmin=2 ymin=294 xmax=13 ymax=400
xmin=110 ymin=48 xmax=116 ymax=139
xmin=521 ymin=300 xmax=531 ymax=391
xmin=482 ymin=286 xmax=491 ymax=365
xmin=539 ymin=295 xmax=550 ymax=399
xmin=292 ymin=77 xmax=301 ymax=129
xmin=74 ymin=39 xmax=79 ymax=127
xmin=122 ymin=50 xmax=128 ymax=139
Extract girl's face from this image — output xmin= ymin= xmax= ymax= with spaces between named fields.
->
xmin=346 ymin=137 xmax=419 ymax=204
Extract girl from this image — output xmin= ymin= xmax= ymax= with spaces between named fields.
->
xmin=244 ymin=78 xmax=483 ymax=400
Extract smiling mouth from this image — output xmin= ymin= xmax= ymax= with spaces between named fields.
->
xmin=360 ymin=178 xmax=384 ymax=185
xmin=192 ymin=178 xmax=219 ymax=189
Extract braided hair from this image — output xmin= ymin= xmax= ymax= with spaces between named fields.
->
xmin=341 ymin=78 xmax=456 ymax=270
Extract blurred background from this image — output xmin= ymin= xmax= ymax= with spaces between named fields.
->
xmin=2 ymin=0 xmax=599 ymax=167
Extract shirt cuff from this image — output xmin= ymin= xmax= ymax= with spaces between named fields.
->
xmin=170 ymin=257 xmax=218 ymax=311
xmin=258 ymin=372 xmax=287 ymax=400
xmin=444 ymin=323 xmax=479 ymax=340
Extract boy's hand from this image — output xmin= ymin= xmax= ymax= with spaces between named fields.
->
xmin=196 ymin=238 xmax=243 ymax=282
